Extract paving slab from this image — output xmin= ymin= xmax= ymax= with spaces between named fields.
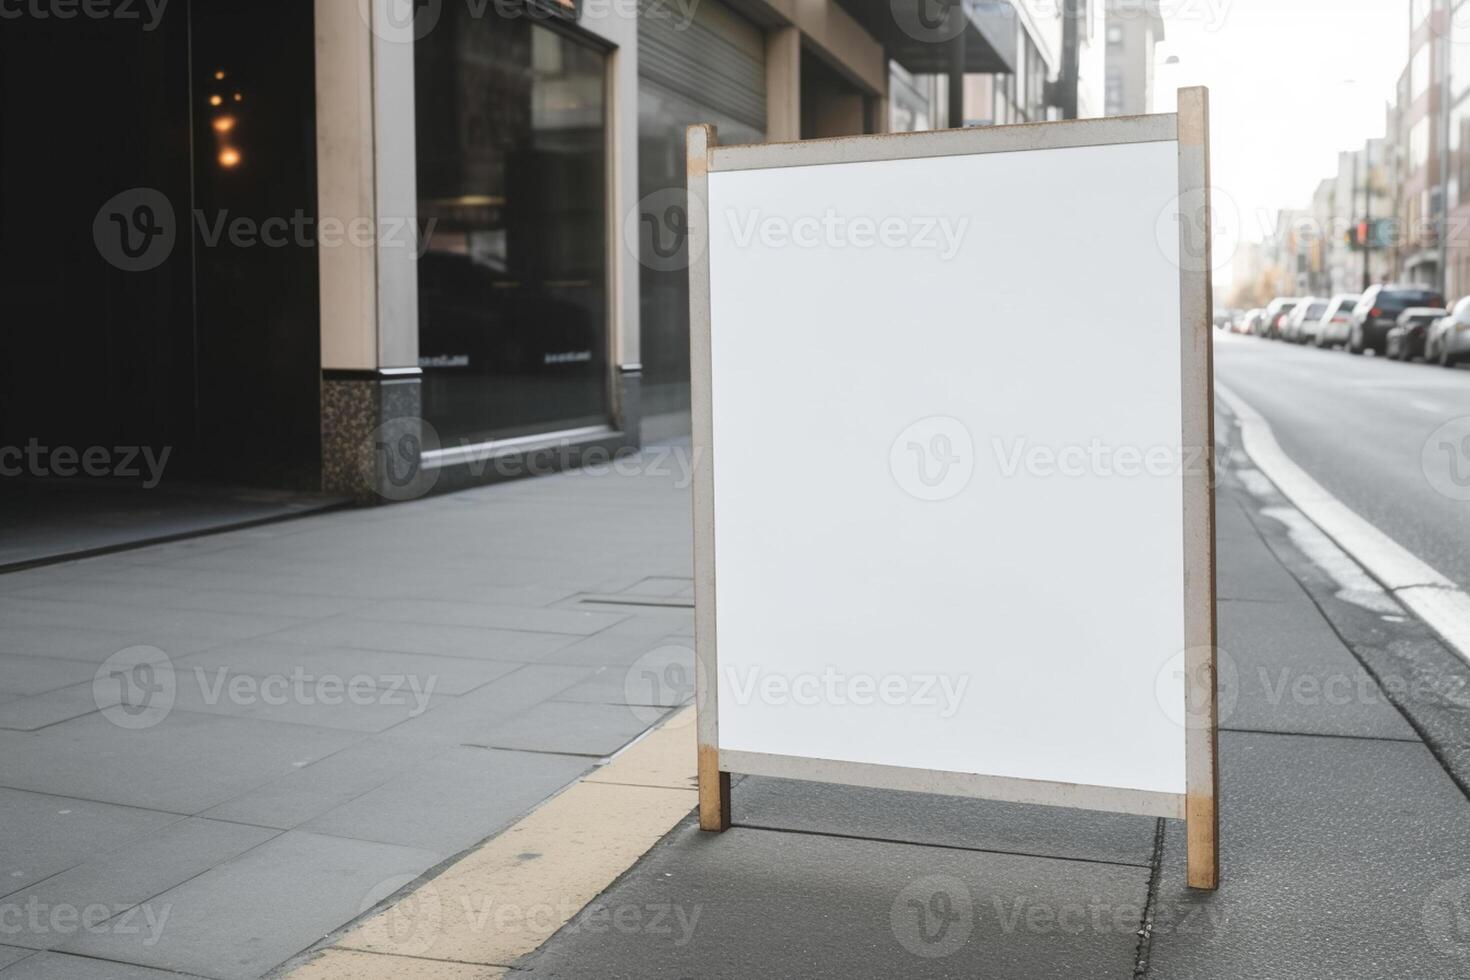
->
xmin=264 ymin=618 xmax=580 ymax=663
xmin=302 ymin=747 xmax=592 ymax=856
xmin=0 ymin=712 xmax=360 ymax=813
xmin=0 ymin=598 xmax=310 ymax=646
xmin=0 ymin=683 xmax=115 ymax=732
xmin=288 ymin=949 xmax=505 ymax=979
xmin=199 ymin=736 xmax=451 ymax=830
xmin=1219 ymin=595 xmax=1419 ymax=741
xmin=61 ymin=830 xmax=442 ymax=980
xmin=0 ymin=655 xmax=99 ymax=698
xmin=552 ymin=646 xmax=694 ymax=711
xmin=531 ymin=630 xmax=690 ymax=669
xmin=1147 ymin=730 xmax=1470 ymax=979
xmin=160 ymin=670 xmax=455 ymax=735
xmin=0 ymin=952 xmax=183 ymax=979
xmin=0 ymin=625 xmax=144 ymax=664
xmin=378 ymin=664 xmax=596 ymax=745
xmin=0 ymin=789 xmax=181 ymax=897
xmin=0 ymin=818 xmax=278 ymax=951
xmin=515 ymin=820 xmax=1149 ymax=980
xmin=5 ymin=581 xmax=369 ymax=620
xmin=354 ymin=599 xmax=629 ymax=636
xmin=0 ymin=949 xmax=30 ymax=970
xmin=468 ymin=701 xmax=670 ymax=757
xmin=732 ymin=776 xmax=1159 ymax=867
xmin=1214 ymin=497 xmax=1303 ymax=602
xmin=175 ymin=641 xmax=521 ymax=697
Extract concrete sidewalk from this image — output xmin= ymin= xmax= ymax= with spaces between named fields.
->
xmin=0 ymin=446 xmax=697 ymax=979
xmin=307 ymin=405 xmax=1470 ymax=979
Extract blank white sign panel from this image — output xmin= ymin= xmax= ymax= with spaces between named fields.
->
xmin=708 ymin=139 xmax=1186 ymax=796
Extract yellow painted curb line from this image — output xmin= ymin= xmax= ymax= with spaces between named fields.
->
xmin=285 ymin=707 xmax=696 ymax=979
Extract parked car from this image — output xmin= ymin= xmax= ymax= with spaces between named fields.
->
xmin=1283 ymin=297 xmax=1329 ymax=344
xmin=1427 ymin=297 xmax=1470 ymax=367
xmin=1314 ymin=294 xmax=1362 ymax=349
xmin=1261 ymin=297 xmax=1301 ymax=339
xmin=1386 ymin=307 xmax=1446 ymax=361
xmin=1349 ymin=284 xmax=1445 ymax=354
xmin=1238 ymin=308 xmax=1264 ymax=335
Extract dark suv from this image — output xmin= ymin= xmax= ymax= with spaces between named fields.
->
xmin=1350 ymin=285 xmax=1446 ymax=354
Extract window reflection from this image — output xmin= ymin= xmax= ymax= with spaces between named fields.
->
xmin=416 ymin=16 xmax=609 ymax=444
xmin=636 ymin=80 xmax=762 ymax=421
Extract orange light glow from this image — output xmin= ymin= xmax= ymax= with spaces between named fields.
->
xmin=219 ymin=148 xmax=241 ymax=169
xmin=209 ymin=95 xmax=223 ymax=107
xmin=233 ymin=93 xmax=243 ymax=103
xmin=212 ymin=115 xmax=236 ymax=134
xmin=214 ymin=70 xmax=226 ymax=81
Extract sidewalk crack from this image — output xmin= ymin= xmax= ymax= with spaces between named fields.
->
xmin=1131 ymin=818 xmax=1166 ymax=979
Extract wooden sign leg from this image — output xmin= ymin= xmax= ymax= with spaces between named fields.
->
xmin=1186 ymin=788 xmax=1218 ymax=890
xmin=698 ymin=745 xmax=731 ymax=831
xmin=687 ymin=122 xmax=729 ymax=834
xmin=1177 ymin=86 xmax=1220 ymax=891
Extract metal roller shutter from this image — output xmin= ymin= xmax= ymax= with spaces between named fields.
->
xmin=638 ymin=0 xmax=766 ymax=132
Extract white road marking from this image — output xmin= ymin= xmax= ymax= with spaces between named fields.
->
xmin=1218 ymin=383 xmax=1470 ymax=664
xmin=1259 ymin=506 xmax=1400 ymax=615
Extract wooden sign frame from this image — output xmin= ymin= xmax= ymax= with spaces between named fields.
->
xmin=687 ymin=88 xmax=1219 ymax=890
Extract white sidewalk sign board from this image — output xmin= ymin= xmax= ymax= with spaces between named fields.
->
xmin=688 ymin=88 xmax=1219 ymax=889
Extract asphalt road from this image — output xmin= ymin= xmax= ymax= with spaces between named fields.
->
xmin=1214 ymin=330 xmax=1470 ymax=590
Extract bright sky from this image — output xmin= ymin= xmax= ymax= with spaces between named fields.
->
xmin=1150 ymin=0 xmax=1409 ymax=281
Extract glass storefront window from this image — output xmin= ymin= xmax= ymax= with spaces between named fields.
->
xmin=1452 ymin=99 xmax=1470 ymax=210
xmin=415 ymin=14 xmax=609 ymax=445
xmin=635 ymin=81 xmax=762 ymax=421
xmin=1412 ymin=45 xmax=1431 ymax=100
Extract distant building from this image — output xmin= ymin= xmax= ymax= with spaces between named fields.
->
xmin=1393 ymin=0 xmax=1446 ymax=288
xmin=1103 ymin=0 xmax=1165 ymax=117
xmin=1329 ymin=142 xmax=1394 ymax=296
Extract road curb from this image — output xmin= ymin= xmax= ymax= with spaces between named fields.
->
xmin=281 ymin=708 xmax=697 ymax=979
xmin=1218 ymin=383 xmax=1470 ymax=664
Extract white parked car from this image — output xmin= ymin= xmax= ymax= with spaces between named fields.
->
xmin=1427 ymin=297 xmax=1470 ymax=367
xmin=1314 ymin=294 xmax=1363 ymax=349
